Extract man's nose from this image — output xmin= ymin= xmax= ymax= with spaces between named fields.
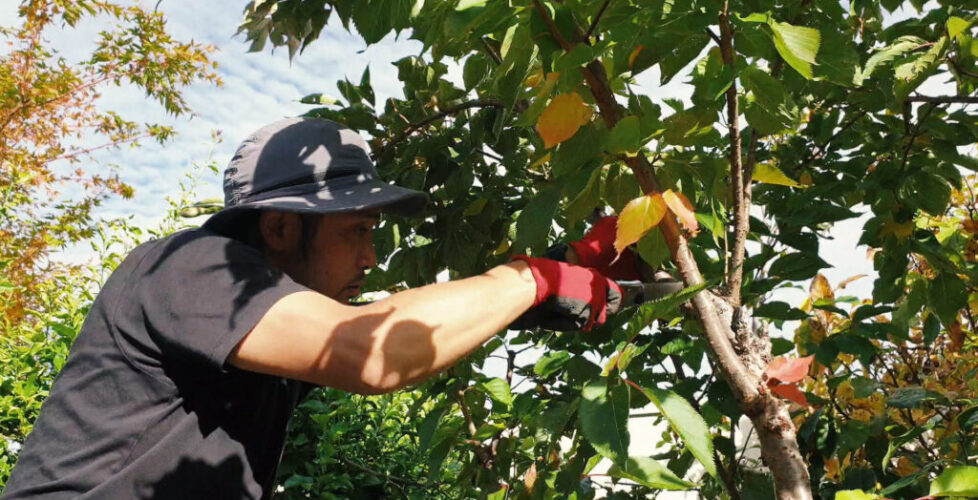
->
xmin=359 ymin=243 xmax=377 ymax=270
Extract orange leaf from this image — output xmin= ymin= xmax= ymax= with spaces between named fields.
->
xmin=536 ymin=92 xmax=593 ymax=148
xmin=764 ymin=355 xmax=814 ymax=384
xmin=662 ymin=189 xmax=698 ymax=233
xmin=628 ymin=45 xmax=643 ymax=69
xmin=771 ymin=383 xmax=809 ymax=407
xmin=615 ymin=194 xmax=667 ymax=255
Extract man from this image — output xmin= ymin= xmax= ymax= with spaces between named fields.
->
xmin=2 ymin=118 xmax=630 ymax=499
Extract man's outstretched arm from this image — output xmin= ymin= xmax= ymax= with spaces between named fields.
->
xmin=229 ymin=261 xmax=537 ymax=394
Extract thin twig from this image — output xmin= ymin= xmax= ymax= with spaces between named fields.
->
xmin=585 ymin=0 xmax=613 ymax=40
xmin=480 ymin=37 xmax=503 ymax=65
xmin=377 ymin=99 xmax=504 ymax=158
xmin=796 ymin=110 xmax=867 ymax=171
xmin=899 ymin=103 xmax=937 ymax=172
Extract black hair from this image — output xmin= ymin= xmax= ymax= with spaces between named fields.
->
xmin=221 ymin=210 xmax=321 ymax=259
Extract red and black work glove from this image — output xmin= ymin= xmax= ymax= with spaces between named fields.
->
xmin=509 ymin=255 xmax=622 ymax=332
xmin=568 ymin=216 xmax=642 ymax=281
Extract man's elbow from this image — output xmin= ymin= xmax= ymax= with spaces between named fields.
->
xmin=316 ymin=369 xmax=405 ymax=395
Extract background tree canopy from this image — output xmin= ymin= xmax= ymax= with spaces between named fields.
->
xmin=3 ymin=0 xmax=978 ymax=499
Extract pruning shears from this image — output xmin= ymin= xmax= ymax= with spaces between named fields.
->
xmin=617 ymin=280 xmax=684 ymax=307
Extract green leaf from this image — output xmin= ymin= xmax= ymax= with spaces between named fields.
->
xmin=480 ymin=378 xmax=513 ymax=407
xmin=882 ymin=417 xmax=938 ymax=471
xmin=513 ymin=183 xmax=562 ymax=253
xmin=607 ymin=457 xmax=697 ymax=490
xmin=930 ymin=466 xmax=978 ymax=496
xmin=850 ymin=377 xmax=880 ymax=399
xmin=923 ymin=312 xmax=941 ymax=344
xmin=635 ymin=227 xmax=670 ymax=271
xmin=580 ymin=378 xmax=630 ymax=465
xmin=754 ymin=301 xmax=810 ymax=321
xmin=565 ymin=166 xmax=603 ymax=227
xmin=741 ymin=67 xmax=797 ymax=134
xmin=927 ymin=272 xmax=968 ymax=325
xmin=947 ymin=16 xmax=972 ymax=41
xmin=462 ymin=53 xmax=490 ymax=90
xmin=623 ymin=282 xmax=710 ymax=337
xmin=298 ymin=93 xmax=339 ymax=105
xmin=771 ymin=338 xmax=794 ymax=356
xmin=635 ymin=386 xmax=717 ymax=477
xmin=605 ymin=116 xmax=642 ymax=154
xmin=859 ymin=36 xmax=926 ymax=85
xmin=894 ymin=36 xmax=948 ymax=103
xmin=886 ymin=386 xmax=944 ymax=408
xmin=534 ymin=351 xmax=571 ymax=378
xmin=768 ymin=252 xmax=830 ymax=281
xmin=768 ymin=21 xmax=820 ymax=79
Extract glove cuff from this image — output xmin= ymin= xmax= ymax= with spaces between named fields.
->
xmin=510 ymin=255 xmax=549 ymax=306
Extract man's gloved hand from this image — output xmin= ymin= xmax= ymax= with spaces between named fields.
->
xmin=568 ymin=216 xmax=642 ymax=281
xmin=510 ymin=255 xmax=622 ymax=332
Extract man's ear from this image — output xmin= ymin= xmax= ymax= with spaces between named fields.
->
xmin=258 ymin=211 xmax=301 ymax=253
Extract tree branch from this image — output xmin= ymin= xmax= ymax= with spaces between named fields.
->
xmin=585 ymin=0 xmax=613 ymax=40
xmin=718 ymin=4 xmax=748 ymax=308
xmin=377 ymin=99 xmax=504 ymax=158
xmin=531 ymin=0 xmax=574 ymax=52
xmin=905 ymin=94 xmax=978 ymax=104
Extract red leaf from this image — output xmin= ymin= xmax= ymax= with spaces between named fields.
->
xmin=764 ymin=355 xmax=814 ymax=384
xmin=770 ymin=384 xmax=809 ymax=407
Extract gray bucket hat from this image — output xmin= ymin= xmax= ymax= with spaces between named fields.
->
xmin=203 ymin=117 xmax=426 ymax=233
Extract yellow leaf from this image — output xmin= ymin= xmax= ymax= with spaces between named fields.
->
xmin=662 ymin=189 xmax=698 ymax=233
xmin=537 ymin=92 xmax=592 ymax=148
xmin=881 ymin=218 xmax=914 ymax=240
xmin=615 ymin=194 xmax=667 ymax=255
xmin=810 ymin=274 xmax=834 ymax=302
xmin=752 ymin=163 xmax=803 ymax=187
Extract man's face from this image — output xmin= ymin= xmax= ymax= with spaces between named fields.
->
xmin=290 ymin=210 xmax=380 ymax=301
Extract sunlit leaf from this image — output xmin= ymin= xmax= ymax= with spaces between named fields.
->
xmin=537 ymin=92 xmax=593 ymax=148
xmin=615 ymin=194 xmax=667 ymax=255
xmin=764 ymin=355 xmax=814 ymax=384
xmin=768 ymin=21 xmax=820 ymax=79
xmin=608 ymin=457 xmax=697 ymax=490
xmin=662 ymin=189 xmax=698 ymax=233
xmin=929 ymin=466 xmax=978 ymax=496
xmin=580 ymin=379 xmax=630 ymax=464
xmin=752 ymin=163 xmax=802 ymax=187
xmin=636 ymin=385 xmax=717 ymax=477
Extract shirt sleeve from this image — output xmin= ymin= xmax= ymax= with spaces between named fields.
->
xmin=137 ymin=230 xmax=310 ymax=372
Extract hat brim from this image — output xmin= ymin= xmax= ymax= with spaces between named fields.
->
xmin=202 ymin=178 xmax=427 ymax=233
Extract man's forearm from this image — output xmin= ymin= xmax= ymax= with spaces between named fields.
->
xmin=347 ymin=260 xmax=536 ymax=392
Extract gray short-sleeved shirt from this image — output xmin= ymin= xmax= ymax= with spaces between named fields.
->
xmin=2 ymin=228 xmax=312 ymax=499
